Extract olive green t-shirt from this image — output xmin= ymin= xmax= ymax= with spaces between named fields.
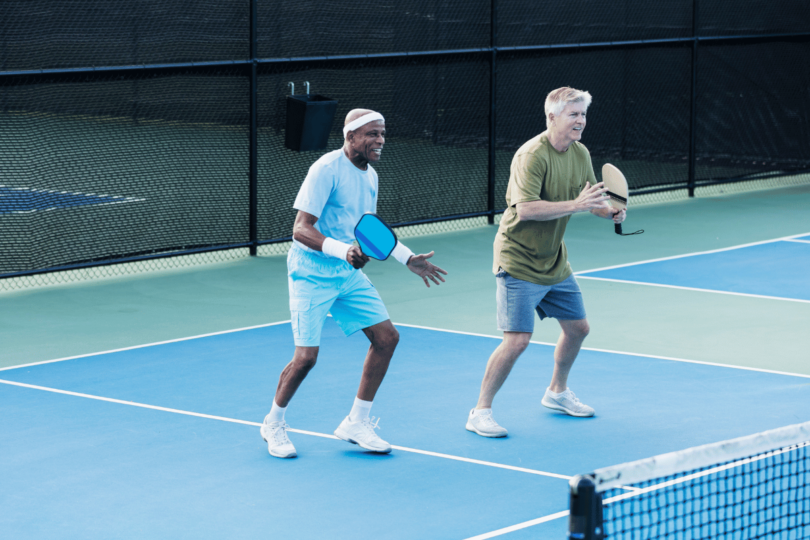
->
xmin=493 ymin=132 xmax=597 ymax=285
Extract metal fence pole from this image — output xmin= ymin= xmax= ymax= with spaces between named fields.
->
xmin=487 ymin=0 xmax=498 ymax=225
xmin=249 ymin=0 xmax=259 ymax=255
xmin=687 ymin=0 xmax=699 ymax=197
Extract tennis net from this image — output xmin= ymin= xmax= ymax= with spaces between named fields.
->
xmin=568 ymin=421 xmax=810 ymax=539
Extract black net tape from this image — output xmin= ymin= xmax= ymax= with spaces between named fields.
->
xmin=0 ymin=1 xmax=249 ymax=71
xmin=0 ymin=69 xmax=249 ymax=275
xmin=700 ymin=0 xmax=810 ymax=36
xmin=497 ymin=0 xmax=693 ymax=48
xmin=257 ymin=1 xmax=491 ymax=59
xmin=695 ymin=41 xmax=810 ymax=183
xmin=601 ymin=443 xmax=810 ymax=539
xmin=495 ymin=45 xmax=693 ymax=206
xmin=257 ymin=55 xmax=491 ymax=242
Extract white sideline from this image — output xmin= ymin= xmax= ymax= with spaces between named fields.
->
xmin=575 ymin=275 xmax=810 ymax=304
xmin=574 ymin=231 xmax=810 ymax=275
xmin=0 ymin=378 xmax=571 ymax=482
xmin=0 ymin=321 xmax=292 ymax=372
xmin=394 ymin=322 xmax=810 ymax=380
xmin=461 ymin=510 xmax=570 ymax=539
xmin=6 ymin=319 xmax=807 ymax=381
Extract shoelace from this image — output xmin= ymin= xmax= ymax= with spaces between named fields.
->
xmin=361 ymin=416 xmax=382 ymax=435
xmin=269 ymin=422 xmax=292 ymax=445
xmin=560 ymin=391 xmax=590 ymax=411
xmin=477 ymin=412 xmax=499 ymax=427
xmin=566 ymin=392 xmax=581 ymax=403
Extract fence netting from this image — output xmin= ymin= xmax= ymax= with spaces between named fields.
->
xmin=1 ymin=0 xmax=808 ymax=283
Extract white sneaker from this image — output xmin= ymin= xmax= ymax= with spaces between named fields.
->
xmin=334 ymin=416 xmax=392 ymax=453
xmin=466 ymin=408 xmax=508 ymax=437
xmin=260 ymin=417 xmax=297 ymax=458
xmin=541 ymin=388 xmax=595 ymax=417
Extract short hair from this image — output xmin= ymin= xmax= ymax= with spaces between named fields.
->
xmin=544 ymin=87 xmax=592 ymax=128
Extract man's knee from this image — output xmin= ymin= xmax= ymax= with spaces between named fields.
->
xmin=375 ymin=325 xmax=400 ymax=351
xmin=503 ymin=332 xmax=531 ymax=355
xmin=293 ymin=347 xmax=319 ymax=372
xmin=563 ymin=319 xmax=590 ymax=340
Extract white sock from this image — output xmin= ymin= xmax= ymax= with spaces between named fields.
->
xmin=472 ymin=408 xmax=492 ymax=415
xmin=349 ymin=397 xmax=373 ymax=423
xmin=266 ymin=400 xmax=286 ymax=424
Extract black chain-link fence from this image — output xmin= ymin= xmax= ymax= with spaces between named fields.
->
xmin=1 ymin=0 xmax=808 ymax=279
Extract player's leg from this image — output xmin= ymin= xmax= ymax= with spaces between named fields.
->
xmin=261 ymin=346 xmax=320 ymax=460
xmin=357 ymin=319 xmax=399 ymax=402
xmin=274 ymin=346 xmax=320 ymax=407
xmin=475 ymin=331 xmax=531 ymax=410
xmin=261 ymin=247 xmax=337 ymax=458
xmin=535 ymin=275 xmax=595 ymax=417
xmin=549 ymin=318 xmax=590 ymax=393
xmin=467 ymin=269 xmax=540 ymax=438
xmin=330 ymin=270 xmax=395 ymax=452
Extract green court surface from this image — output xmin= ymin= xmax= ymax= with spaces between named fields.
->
xmin=2 ymin=182 xmax=809 ymax=377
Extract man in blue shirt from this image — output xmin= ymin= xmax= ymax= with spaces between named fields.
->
xmin=261 ymin=109 xmax=447 ymax=458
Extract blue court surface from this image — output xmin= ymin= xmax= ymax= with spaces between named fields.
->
xmin=0 ymin=185 xmax=142 ymax=215
xmin=577 ymin=238 xmax=810 ymax=301
xmin=2 ymin=321 xmax=809 ymax=539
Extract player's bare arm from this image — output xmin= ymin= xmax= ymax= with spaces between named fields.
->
xmin=406 ymin=251 xmax=448 ymax=288
xmin=516 ymin=181 xmax=609 ymax=222
xmin=293 ymin=210 xmax=369 ymax=269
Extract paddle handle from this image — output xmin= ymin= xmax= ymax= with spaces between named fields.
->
xmin=615 ymin=223 xmax=622 ymax=235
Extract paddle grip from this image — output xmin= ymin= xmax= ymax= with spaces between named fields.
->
xmin=614 ymin=223 xmax=622 ymax=235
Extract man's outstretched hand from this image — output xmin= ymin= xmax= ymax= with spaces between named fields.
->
xmin=406 ymin=251 xmax=448 ymax=288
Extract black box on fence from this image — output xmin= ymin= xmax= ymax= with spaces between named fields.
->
xmin=285 ymin=95 xmax=339 ymax=152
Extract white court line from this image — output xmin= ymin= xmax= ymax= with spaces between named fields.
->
xmin=5 ymin=318 xmax=808 ymax=382
xmin=0 ymin=378 xmax=571 ymax=482
xmin=0 ymin=320 xmax=292 ymax=372
xmin=461 ymin=510 xmax=570 ymax=540
xmin=4 ymin=322 xmax=806 ymax=539
xmin=575 ymin=275 xmax=810 ymax=304
xmin=395 ymin=322 xmax=810 ymax=380
xmin=784 ymin=238 xmax=810 ymax=244
xmin=575 ymin=231 xmax=810 ymax=275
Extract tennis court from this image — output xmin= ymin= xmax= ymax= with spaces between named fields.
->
xmin=3 ymin=1 xmax=810 ymax=537
xmin=2 ymin=183 xmax=809 ymax=539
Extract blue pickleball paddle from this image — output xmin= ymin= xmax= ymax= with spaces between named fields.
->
xmin=354 ymin=213 xmax=398 ymax=260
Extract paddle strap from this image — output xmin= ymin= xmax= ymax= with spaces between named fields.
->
xmin=615 ymin=223 xmax=644 ymax=236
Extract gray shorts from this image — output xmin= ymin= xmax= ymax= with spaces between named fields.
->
xmin=496 ymin=270 xmax=587 ymax=333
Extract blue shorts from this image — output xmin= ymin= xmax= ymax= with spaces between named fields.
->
xmin=287 ymin=246 xmax=390 ymax=347
xmin=496 ymin=270 xmax=587 ymax=333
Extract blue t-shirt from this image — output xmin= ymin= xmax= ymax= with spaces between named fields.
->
xmin=292 ymin=149 xmax=378 ymax=256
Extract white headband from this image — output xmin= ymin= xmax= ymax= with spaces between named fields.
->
xmin=343 ymin=112 xmax=385 ymax=138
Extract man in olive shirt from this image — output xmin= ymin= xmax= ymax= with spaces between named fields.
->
xmin=466 ymin=87 xmax=626 ymax=438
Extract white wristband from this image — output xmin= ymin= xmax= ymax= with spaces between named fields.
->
xmin=391 ymin=241 xmax=414 ymax=265
xmin=321 ymin=237 xmax=351 ymax=261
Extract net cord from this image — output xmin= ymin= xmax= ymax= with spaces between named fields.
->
xmin=591 ymin=420 xmax=810 ymax=492
xmin=602 ymin=440 xmax=810 ymax=506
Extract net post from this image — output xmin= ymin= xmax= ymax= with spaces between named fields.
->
xmin=567 ymin=475 xmax=604 ymax=540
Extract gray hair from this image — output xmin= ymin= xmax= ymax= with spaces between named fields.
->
xmin=545 ymin=87 xmax=592 ymax=128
